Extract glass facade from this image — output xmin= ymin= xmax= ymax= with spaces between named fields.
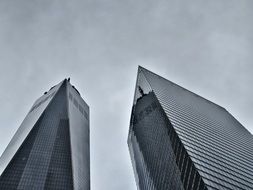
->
xmin=128 ymin=66 xmax=253 ymax=190
xmin=0 ymin=79 xmax=90 ymax=190
xmin=68 ymin=82 xmax=90 ymax=190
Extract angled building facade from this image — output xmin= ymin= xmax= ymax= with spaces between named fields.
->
xmin=0 ymin=79 xmax=90 ymax=190
xmin=128 ymin=66 xmax=253 ymax=190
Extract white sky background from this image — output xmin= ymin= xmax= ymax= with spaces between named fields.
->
xmin=0 ymin=0 xmax=253 ymax=189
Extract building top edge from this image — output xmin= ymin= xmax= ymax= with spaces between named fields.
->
xmin=138 ymin=65 xmax=227 ymax=112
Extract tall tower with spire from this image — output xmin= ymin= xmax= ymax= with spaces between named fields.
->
xmin=0 ymin=79 xmax=90 ymax=190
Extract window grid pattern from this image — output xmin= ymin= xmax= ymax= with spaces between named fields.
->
xmin=0 ymin=80 xmax=74 ymax=189
xmin=129 ymin=91 xmax=184 ymax=190
xmin=128 ymin=71 xmax=206 ymax=190
xmin=0 ymin=114 xmax=44 ymax=189
xmin=69 ymin=92 xmax=89 ymax=120
xmin=141 ymin=67 xmax=253 ymax=190
xmin=44 ymin=119 xmax=73 ymax=189
xmin=67 ymin=84 xmax=90 ymax=190
xmin=167 ymin=109 xmax=207 ymax=190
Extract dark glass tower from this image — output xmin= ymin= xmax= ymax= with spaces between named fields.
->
xmin=0 ymin=79 xmax=90 ymax=190
xmin=128 ymin=66 xmax=253 ymax=190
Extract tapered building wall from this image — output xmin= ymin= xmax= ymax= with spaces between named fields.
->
xmin=128 ymin=66 xmax=253 ymax=190
xmin=67 ymin=81 xmax=90 ymax=189
xmin=0 ymin=79 xmax=90 ymax=190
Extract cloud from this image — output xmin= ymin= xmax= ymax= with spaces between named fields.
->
xmin=0 ymin=0 xmax=252 ymax=189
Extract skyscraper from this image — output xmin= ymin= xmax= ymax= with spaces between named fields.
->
xmin=0 ymin=79 xmax=90 ymax=190
xmin=128 ymin=66 xmax=253 ymax=190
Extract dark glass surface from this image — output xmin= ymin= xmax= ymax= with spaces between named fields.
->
xmin=0 ymin=114 xmax=44 ymax=189
xmin=133 ymin=66 xmax=253 ymax=190
xmin=0 ymin=81 xmax=62 ymax=177
xmin=130 ymin=91 xmax=184 ymax=190
xmin=128 ymin=70 xmax=207 ymax=190
xmin=0 ymin=79 xmax=90 ymax=190
xmin=44 ymin=119 xmax=73 ymax=189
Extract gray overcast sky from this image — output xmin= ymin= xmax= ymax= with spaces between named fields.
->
xmin=0 ymin=0 xmax=253 ymax=189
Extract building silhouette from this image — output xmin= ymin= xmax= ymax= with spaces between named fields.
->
xmin=128 ymin=66 xmax=253 ymax=190
xmin=0 ymin=79 xmax=90 ymax=190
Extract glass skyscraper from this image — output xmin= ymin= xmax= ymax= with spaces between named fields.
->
xmin=128 ymin=66 xmax=253 ymax=190
xmin=0 ymin=79 xmax=90 ymax=190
